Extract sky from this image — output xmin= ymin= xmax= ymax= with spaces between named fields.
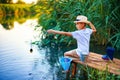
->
xmin=13 ymin=0 xmax=38 ymax=4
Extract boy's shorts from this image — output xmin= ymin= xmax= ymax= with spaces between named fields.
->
xmin=76 ymin=49 xmax=89 ymax=62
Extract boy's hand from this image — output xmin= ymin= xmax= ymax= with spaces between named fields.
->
xmin=47 ymin=29 xmax=72 ymax=36
xmin=86 ymin=21 xmax=91 ymax=25
xmin=47 ymin=29 xmax=55 ymax=34
xmin=87 ymin=21 xmax=97 ymax=33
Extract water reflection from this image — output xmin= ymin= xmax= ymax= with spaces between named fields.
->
xmin=0 ymin=10 xmax=40 ymax=30
xmin=0 ymin=19 xmax=65 ymax=80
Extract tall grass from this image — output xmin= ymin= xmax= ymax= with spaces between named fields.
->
xmin=108 ymin=6 xmax=120 ymax=50
xmin=36 ymin=0 xmax=120 ymax=50
xmin=76 ymin=64 xmax=120 ymax=80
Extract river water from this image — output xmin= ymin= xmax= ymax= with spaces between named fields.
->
xmin=0 ymin=19 xmax=66 ymax=80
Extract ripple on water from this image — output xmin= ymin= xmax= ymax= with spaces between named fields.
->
xmin=0 ymin=21 xmax=63 ymax=80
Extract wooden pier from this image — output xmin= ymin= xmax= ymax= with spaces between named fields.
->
xmin=71 ymin=52 xmax=120 ymax=77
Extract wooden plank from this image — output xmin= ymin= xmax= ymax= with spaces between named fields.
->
xmin=73 ymin=52 xmax=120 ymax=75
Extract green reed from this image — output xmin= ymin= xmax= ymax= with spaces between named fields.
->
xmin=35 ymin=0 xmax=120 ymax=49
xmin=76 ymin=64 xmax=120 ymax=80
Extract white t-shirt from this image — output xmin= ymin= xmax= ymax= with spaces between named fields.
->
xmin=71 ymin=28 xmax=92 ymax=56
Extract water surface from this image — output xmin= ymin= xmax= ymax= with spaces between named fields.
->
xmin=0 ymin=19 xmax=64 ymax=80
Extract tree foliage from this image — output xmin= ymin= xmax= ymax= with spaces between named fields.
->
xmin=0 ymin=0 xmax=25 ymax=4
xmin=0 ymin=0 xmax=13 ymax=3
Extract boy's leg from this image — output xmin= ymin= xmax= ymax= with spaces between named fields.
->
xmin=64 ymin=50 xmax=79 ymax=78
xmin=64 ymin=49 xmax=80 ymax=61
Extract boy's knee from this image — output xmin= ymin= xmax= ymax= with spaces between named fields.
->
xmin=64 ymin=52 xmax=69 ymax=57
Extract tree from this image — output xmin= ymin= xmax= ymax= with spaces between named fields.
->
xmin=16 ymin=0 xmax=25 ymax=4
xmin=0 ymin=0 xmax=13 ymax=4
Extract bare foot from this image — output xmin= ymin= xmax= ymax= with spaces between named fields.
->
xmin=62 ymin=70 xmax=69 ymax=73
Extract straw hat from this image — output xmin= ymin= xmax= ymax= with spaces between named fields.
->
xmin=74 ymin=15 xmax=89 ymax=24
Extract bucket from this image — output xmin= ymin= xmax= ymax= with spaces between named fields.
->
xmin=102 ymin=47 xmax=115 ymax=60
xmin=59 ymin=57 xmax=72 ymax=71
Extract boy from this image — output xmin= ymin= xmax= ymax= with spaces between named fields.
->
xmin=47 ymin=15 xmax=96 ymax=62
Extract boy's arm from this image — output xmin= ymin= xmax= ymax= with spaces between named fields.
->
xmin=87 ymin=21 xmax=97 ymax=33
xmin=47 ymin=29 xmax=72 ymax=36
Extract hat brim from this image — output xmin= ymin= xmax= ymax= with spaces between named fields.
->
xmin=74 ymin=20 xmax=89 ymax=24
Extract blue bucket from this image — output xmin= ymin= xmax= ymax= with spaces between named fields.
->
xmin=106 ymin=47 xmax=115 ymax=60
xmin=102 ymin=47 xmax=115 ymax=60
xmin=59 ymin=57 xmax=72 ymax=71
